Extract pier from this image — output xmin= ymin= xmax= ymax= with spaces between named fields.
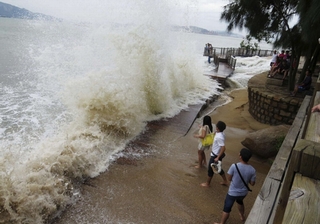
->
xmin=203 ymin=47 xmax=274 ymax=85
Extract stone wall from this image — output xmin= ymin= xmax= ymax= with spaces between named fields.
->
xmin=248 ymin=87 xmax=302 ymax=125
xmin=247 ymin=73 xmax=304 ymax=126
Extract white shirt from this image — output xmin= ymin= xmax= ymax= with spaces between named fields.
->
xmin=271 ymin=53 xmax=278 ymax=63
xmin=211 ymin=132 xmax=225 ymax=156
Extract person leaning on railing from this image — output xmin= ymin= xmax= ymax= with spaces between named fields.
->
xmin=311 ymin=104 xmax=320 ymax=112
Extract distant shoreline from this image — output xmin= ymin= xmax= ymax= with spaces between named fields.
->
xmin=171 ymin=25 xmax=243 ymax=38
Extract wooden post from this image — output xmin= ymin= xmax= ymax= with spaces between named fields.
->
xmin=299 ymin=142 xmax=320 ymax=179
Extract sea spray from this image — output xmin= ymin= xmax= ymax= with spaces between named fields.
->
xmin=0 ymin=0 xmax=220 ymax=222
xmin=228 ymin=56 xmax=271 ymax=88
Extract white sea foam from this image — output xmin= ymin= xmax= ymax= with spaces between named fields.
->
xmin=228 ymin=56 xmax=271 ymax=88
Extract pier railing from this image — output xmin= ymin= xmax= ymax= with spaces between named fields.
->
xmin=215 ymin=47 xmax=273 ymax=58
xmin=204 ymin=47 xmax=273 ymax=72
xmin=203 ymin=48 xmax=215 ymax=57
xmin=228 ymin=56 xmax=236 ymax=70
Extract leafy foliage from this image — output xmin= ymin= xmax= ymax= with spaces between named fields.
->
xmin=221 ymin=0 xmax=320 ymax=90
xmin=240 ymin=35 xmax=260 ymax=50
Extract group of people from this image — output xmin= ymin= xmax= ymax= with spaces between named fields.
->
xmin=269 ymin=49 xmax=313 ymax=97
xmin=194 ymin=115 xmax=256 ymax=224
xmin=268 ymin=50 xmax=291 ymax=79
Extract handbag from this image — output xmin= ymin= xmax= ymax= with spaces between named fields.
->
xmin=201 ymin=126 xmax=214 ymax=146
xmin=235 ymin=163 xmax=252 ymax=192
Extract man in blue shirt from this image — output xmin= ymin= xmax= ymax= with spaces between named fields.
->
xmin=214 ymin=148 xmax=256 ymax=224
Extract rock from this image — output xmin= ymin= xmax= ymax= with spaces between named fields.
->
xmin=241 ymin=125 xmax=290 ymax=158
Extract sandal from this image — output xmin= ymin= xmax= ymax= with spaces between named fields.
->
xmin=211 ymin=161 xmax=222 ymax=174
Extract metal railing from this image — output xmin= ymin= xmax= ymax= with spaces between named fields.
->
xmin=228 ymin=56 xmax=237 ymax=70
xmin=215 ymin=47 xmax=273 ymax=58
xmin=203 ymin=47 xmax=273 ymax=71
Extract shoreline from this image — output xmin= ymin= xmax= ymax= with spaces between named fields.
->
xmin=53 ymin=88 xmax=272 ymax=224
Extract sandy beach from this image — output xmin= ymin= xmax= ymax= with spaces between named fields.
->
xmin=53 ymin=88 xmax=273 ymax=224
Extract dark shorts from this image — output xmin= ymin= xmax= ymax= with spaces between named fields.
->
xmin=298 ymin=86 xmax=308 ymax=92
xmin=223 ymin=194 xmax=247 ymax=213
xmin=270 ymin=62 xmax=274 ymax=67
xmin=207 ymin=153 xmax=225 ymax=177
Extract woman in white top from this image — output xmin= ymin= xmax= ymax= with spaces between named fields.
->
xmin=194 ymin=115 xmax=213 ymax=168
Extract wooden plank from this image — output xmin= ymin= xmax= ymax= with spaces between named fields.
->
xmin=282 ymin=173 xmax=320 ymax=224
xmin=273 ymin=139 xmax=320 ymax=223
xmin=268 ymin=96 xmax=311 ymax=181
xmin=305 ymin=92 xmax=320 ymax=142
xmin=291 ymin=139 xmax=310 ymax=172
xmin=246 ymin=96 xmax=311 ymax=224
xmin=268 ymin=98 xmax=311 ymax=223
xmin=272 ymin=139 xmax=308 ymax=223
xmin=245 ymin=178 xmax=281 ymax=224
xmin=300 ymin=142 xmax=320 ymax=179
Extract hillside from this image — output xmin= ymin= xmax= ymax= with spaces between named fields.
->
xmin=171 ymin=25 xmax=243 ymax=38
xmin=0 ymin=2 xmax=58 ymax=20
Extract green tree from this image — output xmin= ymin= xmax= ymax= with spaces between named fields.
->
xmin=240 ymin=35 xmax=260 ymax=51
xmin=220 ymin=0 xmax=301 ymax=90
xmin=297 ymin=0 xmax=320 ymax=81
xmin=298 ymin=0 xmax=320 ymax=43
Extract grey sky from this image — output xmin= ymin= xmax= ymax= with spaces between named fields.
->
xmin=2 ymin=0 xmax=238 ymax=33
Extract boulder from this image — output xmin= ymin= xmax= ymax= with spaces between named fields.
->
xmin=241 ymin=125 xmax=290 ymax=158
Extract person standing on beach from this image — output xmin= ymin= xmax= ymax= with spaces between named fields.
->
xmin=206 ymin=43 xmax=213 ymax=63
xmin=194 ymin=115 xmax=214 ymax=168
xmin=205 ymin=43 xmax=209 ymax=52
xmin=201 ymin=121 xmax=228 ymax=187
xmin=214 ymin=148 xmax=256 ymax=224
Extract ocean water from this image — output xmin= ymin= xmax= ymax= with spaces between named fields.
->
xmin=0 ymin=13 xmax=272 ymax=224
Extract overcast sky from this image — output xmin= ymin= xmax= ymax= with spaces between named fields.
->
xmin=2 ymin=0 xmax=242 ymax=33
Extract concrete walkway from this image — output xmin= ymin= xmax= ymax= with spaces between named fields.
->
xmin=204 ymin=62 xmax=234 ymax=85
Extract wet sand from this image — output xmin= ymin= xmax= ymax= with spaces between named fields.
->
xmin=53 ymin=88 xmax=272 ymax=224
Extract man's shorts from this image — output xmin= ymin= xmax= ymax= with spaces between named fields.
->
xmin=223 ymin=194 xmax=246 ymax=213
